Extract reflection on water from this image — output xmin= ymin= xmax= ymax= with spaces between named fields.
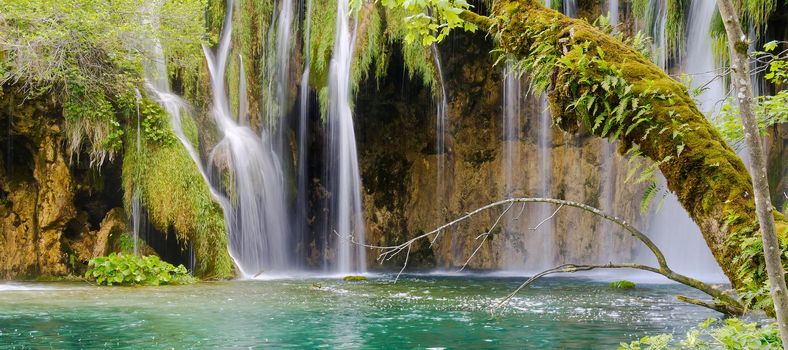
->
xmin=0 ymin=276 xmax=720 ymax=349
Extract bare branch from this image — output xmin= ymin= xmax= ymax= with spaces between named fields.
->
xmin=394 ymin=244 xmax=411 ymax=283
xmin=460 ymin=203 xmax=514 ymax=271
xmin=529 ymin=204 xmax=563 ymax=231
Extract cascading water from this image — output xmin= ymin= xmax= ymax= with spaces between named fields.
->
xmin=639 ymin=1 xmax=726 ymax=281
xmin=599 ymin=0 xmax=620 ymax=264
xmin=532 ymin=95 xmax=556 ymax=269
xmin=265 ymin=0 xmax=296 ymax=172
xmin=204 ymin=1 xmax=291 ymax=276
xmin=261 ymin=0 xmax=298 ymax=268
xmin=325 ymin=0 xmax=366 ymax=273
xmin=500 ymin=64 xmax=524 ymax=268
xmin=145 ymin=0 xmax=291 ymax=277
xmin=563 ymin=0 xmax=577 ymax=17
xmin=132 ymin=88 xmax=142 ymax=256
xmin=646 ymin=0 xmax=668 ymax=69
xmin=432 ymin=44 xmax=449 ymax=207
xmin=295 ymin=0 xmax=314 ymax=268
xmin=685 ymin=1 xmax=725 ymax=117
xmin=607 ymin=0 xmax=619 ymax=29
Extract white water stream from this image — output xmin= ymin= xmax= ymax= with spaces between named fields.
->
xmin=325 ymin=0 xmax=366 ymax=273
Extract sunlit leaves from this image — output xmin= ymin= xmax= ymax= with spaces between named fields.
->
xmin=379 ymin=0 xmax=476 ymax=46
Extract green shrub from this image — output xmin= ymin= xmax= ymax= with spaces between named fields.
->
xmin=609 ymin=280 xmax=636 ymax=289
xmin=85 ymin=253 xmax=195 ymax=286
xmin=619 ymin=318 xmax=781 ymax=349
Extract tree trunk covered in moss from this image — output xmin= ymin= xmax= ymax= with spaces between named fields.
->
xmin=462 ymin=0 xmax=788 ymax=299
xmin=716 ymin=0 xmax=788 ymax=340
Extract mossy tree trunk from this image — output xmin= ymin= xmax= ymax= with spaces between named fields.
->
xmin=716 ymin=0 xmax=788 ymax=340
xmin=462 ymin=0 xmax=788 ymax=301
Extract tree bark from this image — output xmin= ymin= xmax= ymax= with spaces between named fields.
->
xmin=461 ymin=0 xmax=788 ymax=301
xmin=716 ymin=0 xmax=788 ymax=343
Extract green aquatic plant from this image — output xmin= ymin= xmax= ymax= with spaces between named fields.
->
xmin=609 ymin=280 xmax=636 ymax=289
xmin=343 ymin=275 xmax=368 ymax=281
xmin=86 ymin=253 xmax=196 ymax=286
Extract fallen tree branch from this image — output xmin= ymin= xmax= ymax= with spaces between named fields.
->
xmin=490 ymin=263 xmax=744 ymax=316
xmin=338 ymin=197 xmax=745 ymax=315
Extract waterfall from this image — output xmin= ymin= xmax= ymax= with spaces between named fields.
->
xmin=132 ymin=88 xmax=142 ymax=256
xmin=204 ymin=0 xmax=291 ymax=276
xmin=432 ymin=44 xmax=449 ymax=207
xmin=295 ymin=0 xmax=314 ymax=269
xmin=685 ymin=1 xmax=725 ymax=117
xmin=563 ymin=0 xmax=577 ymax=17
xmin=501 ymin=64 xmax=523 ymax=268
xmin=607 ymin=0 xmax=619 ymax=29
xmin=533 ymin=95 xmax=556 ymax=269
xmin=640 ymin=1 xmax=726 ymax=281
xmin=265 ymin=0 xmax=296 ymax=172
xmin=325 ymin=0 xmax=366 ymax=273
xmin=144 ymin=0 xmax=292 ymax=277
xmin=648 ymin=0 xmax=668 ymax=69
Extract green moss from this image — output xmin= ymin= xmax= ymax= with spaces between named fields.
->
xmin=122 ymin=100 xmax=234 ymax=279
xmin=307 ymin=0 xmax=337 ymax=89
xmin=609 ymin=280 xmax=636 ymax=289
xmin=343 ymin=275 xmax=368 ymax=281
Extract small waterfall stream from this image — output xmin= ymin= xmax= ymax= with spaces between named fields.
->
xmin=640 ymin=0 xmax=726 ymax=281
xmin=295 ymin=0 xmax=314 ymax=269
xmin=563 ymin=0 xmax=577 ymax=17
xmin=432 ymin=44 xmax=449 ymax=206
xmin=131 ymin=89 xmax=143 ymax=256
xmin=501 ymin=64 xmax=522 ymax=268
xmin=325 ymin=0 xmax=366 ymax=273
xmin=607 ymin=0 xmax=619 ymax=30
xmin=685 ymin=1 xmax=725 ymax=117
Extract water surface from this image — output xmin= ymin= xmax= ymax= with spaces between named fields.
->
xmin=0 ymin=275 xmax=721 ymax=349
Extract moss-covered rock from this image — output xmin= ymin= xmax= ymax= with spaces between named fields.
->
xmin=609 ymin=280 xmax=636 ymax=289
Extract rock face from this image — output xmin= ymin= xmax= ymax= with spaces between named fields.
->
xmin=0 ymin=94 xmax=74 ymax=277
xmin=0 ymin=91 xmax=130 ymax=278
xmin=356 ymin=32 xmax=647 ymax=271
